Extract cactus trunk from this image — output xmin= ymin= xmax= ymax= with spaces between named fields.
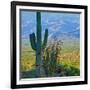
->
xmin=36 ymin=12 xmax=42 ymax=77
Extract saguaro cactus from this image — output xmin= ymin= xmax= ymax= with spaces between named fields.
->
xmin=29 ymin=12 xmax=48 ymax=77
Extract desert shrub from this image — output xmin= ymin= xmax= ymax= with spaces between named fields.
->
xmin=42 ymin=37 xmax=63 ymax=77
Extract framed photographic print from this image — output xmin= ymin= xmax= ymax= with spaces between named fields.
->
xmin=11 ymin=1 xmax=88 ymax=89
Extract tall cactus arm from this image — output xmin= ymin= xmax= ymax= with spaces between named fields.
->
xmin=29 ymin=33 xmax=36 ymax=50
xmin=37 ymin=12 xmax=41 ymax=42
xmin=42 ymin=29 xmax=48 ymax=49
xmin=36 ymin=12 xmax=42 ymax=51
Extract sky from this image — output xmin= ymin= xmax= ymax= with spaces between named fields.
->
xmin=20 ymin=10 xmax=80 ymax=41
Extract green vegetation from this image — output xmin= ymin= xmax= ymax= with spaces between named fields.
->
xmin=20 ymin=39 xmax=80 ymax=78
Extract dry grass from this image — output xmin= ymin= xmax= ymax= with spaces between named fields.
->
xmin=58 ymin=49 xmax=80 ymax=69
xmin=20 ymin=47 xmax=35 ymax=71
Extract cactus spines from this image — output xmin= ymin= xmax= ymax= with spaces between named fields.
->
xmin=29 ymin=12 xmax=48 ymax=77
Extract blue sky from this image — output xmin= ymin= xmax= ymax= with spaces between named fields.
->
xmin=20 ymin=10 xmax=80 ymax=41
